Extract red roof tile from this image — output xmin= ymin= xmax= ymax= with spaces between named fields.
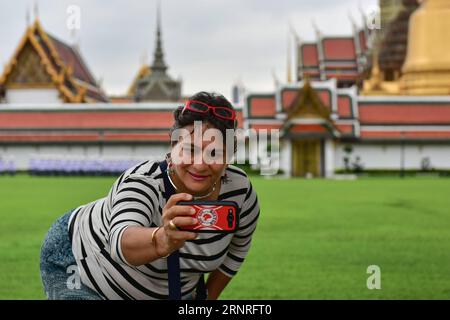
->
xmin=249 ymin=124 xmax=283 ymax=132
xmin=301 ymin=44 xmax=319 ymax=67
xmin=0 ymin=111 xmax=174 ymax=129
xmin=303 ymin=70 xmax=321 ymax=76
xmin=103 ymin=132 xmax=170 ymax=142
xmin=289 ymin=124 xmax=329 ymax=134
xmin=316 ymin=90 xmax=332 ymax=109
xmin=337 ymin=96 xmax=352 ymax=118
xmin=335 ymin=123 xmax=354 ymax=134
xmin=359 ymin=103 xmax=450 ymax=124
xmin=322 ymin=38 xmax=356 ymax=60
xmin=48 ymin=35 xmax=97 ymax=87
xmin=281 ymin=88 xmax=332 ymax=111
xmin=360 ymin=131 xmax=450 ymax=139
xmin=281 ymin=90 xmax=298 ymax=110
xmin=0 ymin=132 xmax=171 ymax=143
xmin=0 ymin=133 xmax=100 ymax=142
xmin=249 ymin=96 xmax=276 ymax=117
xmin=0 ymin=107 xmax=244 ymax=143
xmin=324 ymin=63 xmax=357 ymax=69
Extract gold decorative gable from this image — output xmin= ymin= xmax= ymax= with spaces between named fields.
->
xmin=287 ymin=81 xmax=332 ymax=121
xmin=5 ymin=42 xmax=53 ymax=86
xmin=0 ymin=19 xmax=88 ymax=102
xmin=127 ymin=64 xmax=151 ymax=96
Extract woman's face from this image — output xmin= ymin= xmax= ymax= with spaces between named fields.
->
xmin=170 ymin=122 xmax=228 ymax=195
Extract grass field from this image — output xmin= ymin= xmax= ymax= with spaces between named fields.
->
xmin=1 ymin=174 xmax=450 ymax=299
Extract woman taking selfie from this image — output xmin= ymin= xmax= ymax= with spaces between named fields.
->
xmin=40 ymin=91 xmax=260 ymax=300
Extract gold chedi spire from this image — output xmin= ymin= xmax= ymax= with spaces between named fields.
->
xmin=400 ymin=0 xmax=450 ymax=95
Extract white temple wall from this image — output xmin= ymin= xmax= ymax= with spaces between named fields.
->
xmin=334 ymin=142 xmax=450 ymax=170
xmin=6 ymin=89 xmax=62 ymax=104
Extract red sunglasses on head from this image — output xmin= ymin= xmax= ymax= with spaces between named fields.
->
xmin=181 ymin=100 xmax=236 ymax=121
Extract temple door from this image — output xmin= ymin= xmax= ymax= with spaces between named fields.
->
xmin=292 ymin=139 xmax=322 ymax=177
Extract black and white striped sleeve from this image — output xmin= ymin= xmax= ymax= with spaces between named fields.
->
xmin=219 ymin=180 xmax=260 ymax=277
xmin=108 ymin=174 xmax=159 ymax=265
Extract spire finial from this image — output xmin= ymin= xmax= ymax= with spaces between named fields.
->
xmin=157 ymin=0 xmax=161 ymax=31
xmin=33 ymin=0 xmax=39 ymax=20
xmin=151 ymin=0 xmax=167 ymax=73
xmin=287 ymin=28 xmax=292 ymax=83
xmin=312 ymin=19 xmax=321 ymax=40
xmin=289 ymin=22 xmax=301 ymax=45
xmin=348 ymin=11 xmax=357 ymax=32
xmin=26 ymin=6 xmax=31 ymax=27
xmin=272 ymin=68 xmax=280 ymax=88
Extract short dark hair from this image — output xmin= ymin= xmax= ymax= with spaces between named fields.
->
xmin=171 ymin=91 xmax=236 ymax=134
xmin=170 ymin=91 xmax=237 ymax=151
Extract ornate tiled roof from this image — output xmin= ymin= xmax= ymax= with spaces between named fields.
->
xmin=0 ymin=19 xmax=108 ymax=103
xmin=298 ymin=27 xmax=371 ymax=86
xmin=134 ymin=6 xmax=181 ymax=102
xmin=245 ymin=79 xmax=450 ymax=141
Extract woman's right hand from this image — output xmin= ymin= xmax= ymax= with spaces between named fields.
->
xmin=154 ymin=193 xmax=198 ymax=257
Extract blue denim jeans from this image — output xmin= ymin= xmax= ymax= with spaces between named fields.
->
xmin=40 ymin=209 xmax=102 ymax=300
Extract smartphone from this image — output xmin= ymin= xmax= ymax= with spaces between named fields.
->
xmin=176 ymin=201 xmax=239 ymax=233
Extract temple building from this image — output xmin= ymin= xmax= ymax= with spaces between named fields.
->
xmin=363 ymin=0 xmax=419 ymax=95
xmin=0 ymin=18 xmax=108 ymax=103
xmin=246 ymin=0 xmax=450 ymax=177
xmin=133 ymin=8 xmax=182 ymax=102
xmin=127 ymin=64 xmax=151 ymax=98
xmin=399 ymin=0 xmax=450 ymax=95
xmin=296 ymin=15 xmax=373 ymax=88
xmin=1 ymin=0 xmax=449 ymax=177
xmin=0 ymin=7 xmax=189 ymax=171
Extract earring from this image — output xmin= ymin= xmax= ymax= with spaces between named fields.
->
xmin=167 ymin=159 xmax=175 ymax=176
xmin=221 ymin=167 xmax=229 ymax=184
xmin=165 ymin=153 xmax=174 ymax=173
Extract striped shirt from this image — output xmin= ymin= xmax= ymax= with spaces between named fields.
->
xmin=68 ymin=159 xmax=260 ymax=300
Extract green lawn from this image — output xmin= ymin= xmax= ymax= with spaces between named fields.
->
xmin=1 ymin=174 xmax=450 ymax=299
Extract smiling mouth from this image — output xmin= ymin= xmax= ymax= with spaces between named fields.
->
xmin=188 ymin=171 xmax=210 ymax=181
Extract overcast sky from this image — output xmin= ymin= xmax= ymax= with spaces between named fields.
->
xmin=0 ymin=0 xmax=378 ymax=100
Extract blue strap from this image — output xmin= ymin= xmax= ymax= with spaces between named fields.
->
xmin=158 ymin=160 xmax=181 ymax=300
xmin=195 ymin=275 xmax=207 ymax=300
xmin=167 ymin=251 xmax=181 ymax=300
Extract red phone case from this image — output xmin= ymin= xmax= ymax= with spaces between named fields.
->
xmin=176 ymin=201 xmax=239 ymax=233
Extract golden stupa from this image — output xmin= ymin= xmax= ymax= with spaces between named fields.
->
xmin=362 ymin=0 xmax=419 ymax=96
xmin=400 ymin=0 xmax=450 ymax=95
